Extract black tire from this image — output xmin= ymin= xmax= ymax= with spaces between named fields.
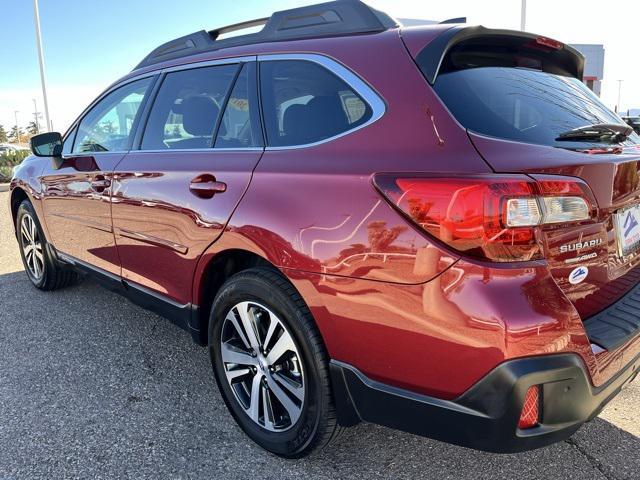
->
xmin=15 ymin=199 xmax=79 ymax=291
xmin=209 ymin=268 xmax=340 ymax=458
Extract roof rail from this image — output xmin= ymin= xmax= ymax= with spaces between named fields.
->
xmin=134 ymin=0 xmax=398 ymax=70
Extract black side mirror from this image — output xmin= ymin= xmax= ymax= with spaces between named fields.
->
xmin=30 ymin=132 xmax=63 ymax=157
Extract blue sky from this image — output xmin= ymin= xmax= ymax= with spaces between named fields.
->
xmin=2 ymin=0 xmax=310 ymax=87
xmin=2 ymin=0 xmax=639 ymax=131
xmin=0 ymin=0 xmax=308 ymax=131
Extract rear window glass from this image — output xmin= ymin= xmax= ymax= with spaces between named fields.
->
xmin=433 ymin=67 xmax=638 ymax=148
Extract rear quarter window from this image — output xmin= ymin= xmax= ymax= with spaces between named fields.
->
xmin=259 ymin=60 xmax=372 ymax=147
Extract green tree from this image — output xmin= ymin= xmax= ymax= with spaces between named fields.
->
xmin=9 ymin=125 xmax=25 ymax=143
xmin=26 ymin=121 xmax=39 ymax=136
xmin=0 ymin=124 xmax=7 ymax=143
xmin=100 ymin=121 xmax=117 ymax=135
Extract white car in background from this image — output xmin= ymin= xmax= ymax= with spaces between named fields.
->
xmin=0 ymin=143 xmax=31 ymax=153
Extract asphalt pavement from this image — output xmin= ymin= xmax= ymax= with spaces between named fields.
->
xmin=0 ymin=190 xmax=638 ymax=480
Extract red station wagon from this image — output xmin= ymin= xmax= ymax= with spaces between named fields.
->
xmin=10 ymin=0 xmax=640 ymax=457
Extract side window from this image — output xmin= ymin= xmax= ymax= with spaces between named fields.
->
xmin=74 ymin=78 xmax=152 ymax=153
xmin=215 ymin=63 xmax=262 ymax=148
xmin=259 ymin=60 xmax=372 ymax=147
xmin=141 ymin=64 xmax=237 ymax=150
xmin=62 ymin=126 xmax=77 ymax=155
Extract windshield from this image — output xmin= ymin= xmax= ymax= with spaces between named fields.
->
xmin=433 ymin=67 xmax=639 ymax=149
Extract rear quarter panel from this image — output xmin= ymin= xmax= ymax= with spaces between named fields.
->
xmin=194 ymin=29 xmax=489 ymax=290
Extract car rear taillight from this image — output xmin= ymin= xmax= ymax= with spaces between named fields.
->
xmin=374 ymin=174 xmax=597 ymax=262
xmin=518 ymin=385 xmax=541 ymax=429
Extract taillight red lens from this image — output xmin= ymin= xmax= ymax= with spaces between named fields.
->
xmin=518 ymin=385 xmax=541 ymax=429
xmin=374 ymin=174 xmax=597 ymax=262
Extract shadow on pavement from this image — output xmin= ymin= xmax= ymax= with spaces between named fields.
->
xmin=0 ymin=270 xmax=638 ymax=479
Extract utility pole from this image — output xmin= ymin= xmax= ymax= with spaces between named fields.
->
xmin=33 ymin=0 xmax=51 ymax=132
xmin=32 ymin=98 xmax=41 ymax=133
xmin=14 ymin=111 xmax=19 ymax=143
xmin=617 ymin=80 xmax=623 ymax=113
xmin=520 ymin=0 xmax=527 ymax=31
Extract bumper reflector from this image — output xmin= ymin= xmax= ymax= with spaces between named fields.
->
xmin=518 ymin=385 xmax=540 ymax=429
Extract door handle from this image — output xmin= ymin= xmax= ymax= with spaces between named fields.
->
xmin=91 ymin=177 xmax=111 ymax=191
xmin=190 ymin=176 xmax=227 ymax=199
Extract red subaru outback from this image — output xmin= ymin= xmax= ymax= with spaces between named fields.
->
xmin=10 ymin=0 xmax=639 ymax=457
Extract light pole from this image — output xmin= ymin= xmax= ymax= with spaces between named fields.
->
xmin=32 ymin=98 xmax=40 ymax=133
xmin=14 ymin=111 xmax=19 ymax=143
xmin=617 ymin=79 xmax=623 ymax=114
xmin=33 ymin=0 xmax=51 ymax=132
xmin=520 ymin=0 xmax=527 ymax=31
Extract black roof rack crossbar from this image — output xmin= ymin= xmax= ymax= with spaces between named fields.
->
xmin=135 ymin=0 xmax=398 ymax=70
xmin=210 ymin=17 xmax=269 ymax=40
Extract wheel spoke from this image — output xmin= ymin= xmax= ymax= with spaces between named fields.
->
xmin=266 ymin=331 xmax=295 ymax=365
xmin=225 ymin=367 xmax=251 ymax=383
xmin=29 ymin=217 xmax=37 ymax=242
xmin=220 ymin=342 xmax=256 ymax=366
xmin=272 ymin=372 xmax=304 ymax=402
xmin=247 ymin=373 xmax=262 ymax=423
xmin=23 ymin=244 xmax=33 ymax=257
xmin=236 ymin=302 xmax=261 ymax=350
xmin=266 ymin=374 xmax=301 ymax=423
xmin=21 ymin=220 xmax=32 ymax=243
xmin=32 ymin=252 xmax=40 ymax=278
xmin=263 ymin=314 xmax=278 ymax=350
xmin=225 ymin=310 xmax=252 ymax=350
xmin=262 ymin=384 xmax=275 ymax=430
xmin=34 ymin=247 xmax=44 ymax=263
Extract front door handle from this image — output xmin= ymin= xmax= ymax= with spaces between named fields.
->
xmin=190 ymin=175 xmax=227 ymax=199
xmin=91 ymin=176 xmax=111 ymax=192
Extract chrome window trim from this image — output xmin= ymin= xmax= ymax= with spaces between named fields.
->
xmin=63 ymin=151 xmax=129 ymax=158
xmin=65 ymin=57 xmax=256 ymax=155
xmin=160 ymin=55 xmax=256 ymax=74
xmin=132 ymin=147 xmax=264 ymax=154
xmin=71 ymin=74 xmax=157 ymax=155
xmin=70 ymin=72 xmax=159 ymax=134
xmin=257 ymin=53 xmax=386 ymax=150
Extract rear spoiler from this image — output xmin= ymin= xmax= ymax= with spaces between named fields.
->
xmin=415 ymin=25 xmax=585 ymax=84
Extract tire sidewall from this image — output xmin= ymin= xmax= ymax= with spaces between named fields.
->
xmin=209 ymin=271 xmax=325 ymax=457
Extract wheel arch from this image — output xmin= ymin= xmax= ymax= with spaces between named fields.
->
xmin=191 ymin=247 xmax=333 ymax=353
xmin=192 ymin=248 xmax=280 ymax=345
xmin=10 ymin=187 xmax=29 ymax=229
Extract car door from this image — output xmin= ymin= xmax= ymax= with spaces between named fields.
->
xmin=111 ymin=59 xmax=263 ymax=304
xmin=40 ymin=77 xmax=155 ymax=275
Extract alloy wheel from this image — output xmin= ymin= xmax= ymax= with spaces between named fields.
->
xmin=220 ymin=301 xmax=305 ymax=432
xmin=20 ymin=214 xmax=44 ymax=280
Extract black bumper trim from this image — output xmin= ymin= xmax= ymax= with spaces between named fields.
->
xmin=584 ymin=280 xmax=640 ymax=351
xmin=330 ymin=353 xmax=639 ymax=453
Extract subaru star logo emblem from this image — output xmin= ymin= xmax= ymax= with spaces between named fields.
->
xmin=569 ymin=266 xmax=589 ymax=285
xmin=624 ymin=211 xmax=638 ymax=237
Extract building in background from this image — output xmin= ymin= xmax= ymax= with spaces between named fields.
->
xmin=398 ymin=18 xmax=435 ymax=26
xmin=571 ymin=44 xmax=605 ymax=97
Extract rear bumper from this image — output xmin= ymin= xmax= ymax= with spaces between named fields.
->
xmin=330 ymin=352 xmax=639 ymax=452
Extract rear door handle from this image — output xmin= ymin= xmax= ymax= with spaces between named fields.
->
xmin=190 ymin=176 xmax=227 ymax=198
